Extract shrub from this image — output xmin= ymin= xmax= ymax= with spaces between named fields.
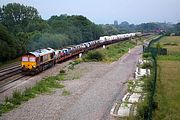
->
xmin=83 ymin=51 xmax=104 ymax=61
xmin=143 ymin=52 xmax=151 ymax=58
xmin=141 ymin=62 xmax=152 ymax=69
xmin=136 ymin=97 xmax=149 ymax=119
xmin=60 ymin=70 xmax=66 ymax=74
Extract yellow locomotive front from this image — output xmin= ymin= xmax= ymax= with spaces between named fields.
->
xmin=21 ymin=48 xmax=56 ymax=75
xmin=21 ymin=54 xmax=37 ymax=71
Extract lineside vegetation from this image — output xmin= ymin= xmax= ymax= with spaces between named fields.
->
xmin=0 ymin=71 xmax=67 ymax=115
xmin=83 ymin=41 xmax=135 ymax=62
xmin=153 ymin=36 xmax=180 ymax=120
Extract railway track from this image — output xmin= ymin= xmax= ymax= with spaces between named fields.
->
xmin=0 ymin=62 xmax=25 ymax=93
xmin=0 ymin=74 xmax=30 ymax=93
xmin=0 ymin=67 xmax=22 ymax=81
xmin=0 ymin=65 xmax=21 ymax=73
xmin=0 ymin=62 xmax=20 ymax=71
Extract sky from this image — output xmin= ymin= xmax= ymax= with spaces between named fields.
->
xmin=0 ymin=0 xmax=180 ymax=24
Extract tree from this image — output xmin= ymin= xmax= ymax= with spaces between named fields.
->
xmin=26 ymin=19 xmax=51 ymax=32
xmin=0 ymin=24 xmax=18 ymax=62
xmin=0 ymin=3 xmax=105 ymax=63
xmin=0 ymin=3 xmax=40 ymax=33
xmin=0 ymin=7 xmax=2 ymax=22
xmin=48 ymin=15 xmax=103 ymax=44
xmin=101 ymin=24 xmax=119 ymax=35
xmin=175 ymin=23 xmax=180 ymax=35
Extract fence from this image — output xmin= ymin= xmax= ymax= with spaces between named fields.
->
xmin=143 ymin=35 xmax=163 ymax=120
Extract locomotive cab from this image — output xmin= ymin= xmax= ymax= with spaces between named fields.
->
xmin=21 ymin=48 xmax=55 ymax=74
xmin=21 ymin=54 xmax=37 ymax=71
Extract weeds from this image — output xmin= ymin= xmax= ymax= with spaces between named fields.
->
xmin=60 ymin=70 xmax=66 ymax=74
xmin=62 ymin=90 xmax=71 ymax=96
xmin=83 ymin=51 xmax=104 ymax=62
xmin=0 ymin=74 xmax=65 ymax=115
xmin=158 ymin=55 xmax=180 ymax=61
xmin=68 ymin=59 xmax=82 ymax=70
xmin=143 ymin=52 xmax=151 ymax=59
xmin=56 ymin=70 xmax=66 ymax=81
xmin=141 ymin=62 xmax=152 ymax=69
xmin=83 ymin=41 xmax=135 ymax=62
xmin=136 ymin=96 xmax=149 ymax=119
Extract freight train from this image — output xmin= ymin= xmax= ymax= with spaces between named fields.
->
xmin=21 ymin=32 xmax=140 ymax=75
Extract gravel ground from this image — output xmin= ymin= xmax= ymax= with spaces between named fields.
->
xmin=0 ymin=46 xmax=142 ymax=120
xmin=0 ymin=60 xmax=71 ymax=103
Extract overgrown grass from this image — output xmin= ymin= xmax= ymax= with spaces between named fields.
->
xmin=158 ymin=55 xmax=180 ymax=61
xmin=135 ymin=52 xmax=157 ymax=119
xmin=83 ymin=51 xmax=104 ymax=62
xmin=136 ymin=96 xmax=149 ymax=120
xmin=0 ymin=73 xmax=65 ymax=115
xmin=157 ymin=36 xmax=180 ymax=55
xmin=54 ymin=70 xmax=67 ymax=81
xmin=68 ymin=58 xmax=82 ymax=70
xmin=83 ymin=41 xmax=135 ymax=62
xmin=153 ymin=36 xmax=180 ymax=119
xmin=141 ymin=62 xmax=153 ymax=69
xmin=143 ymin=52 xmax=152 ymax=59
xmin=153 ymin=61 xmax=180 ymax=120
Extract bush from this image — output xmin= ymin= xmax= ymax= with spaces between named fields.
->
xmin=136 ymin=97 xmax=149 ymax=119
xmin=60 ymin=70 xmax=66 ymax=74
xmin=83 ymin=51 xmax=104 ymax=61
xmin=143 ymin=52 xmax=151 ymax=58
xmin=141 ymin=62 xmax=152 ymax=69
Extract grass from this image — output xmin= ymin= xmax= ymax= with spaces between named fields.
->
xmin=0 ymin=73 xmax=65 ymax=116
xmin=153 ymin=36 xmax=180 ymax=120
xmin=68 ymin=58 xmax=82 ymax=70
xmin=163 ymin=42 xmax=178 ymax=46
xmin=62 ymin=89 xmax=71 ymax=96
xmin=158 ymin=55 xmax=180 ymax=61
xmin=98 ymin=35 xmax=159 ymax=62
xmin=153 ymin=61 xmax=180 ymax=120
xmin=141 ymin=62 xmax=153 ymax=69
xmin=83 ymin=51 xmax=104 ymax=62
xmin=155 ymin=36 xmax=180 ymax=55
xmin=83 ymin=41 xmax=135 ymax=62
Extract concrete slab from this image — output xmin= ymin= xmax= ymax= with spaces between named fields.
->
xmin=117 ymin=103 xmax=132 ymax=117
xmin=128 ymin=93 xmax=142 ymax=103
xmin=135 ymin=67 xmax=150 ymax=79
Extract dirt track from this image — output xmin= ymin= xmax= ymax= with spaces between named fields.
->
xmin=0 ymin=46 xmax=142 ymax=120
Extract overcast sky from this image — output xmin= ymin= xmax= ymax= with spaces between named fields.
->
xmin=0 ymin=0 xmax=180 ymax=24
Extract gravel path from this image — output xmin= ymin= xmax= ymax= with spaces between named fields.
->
xmin=0 ymin=46 xmax=142 ymax=120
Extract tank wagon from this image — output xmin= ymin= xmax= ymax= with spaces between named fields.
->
xmin=21 ymin=32 xmax=141 ymax=75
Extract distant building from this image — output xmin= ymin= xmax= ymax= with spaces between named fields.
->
xmin=114 ymin=20 xmax=118 ymax=26
xmin=120 ymin=21 xmax=129 ymax=26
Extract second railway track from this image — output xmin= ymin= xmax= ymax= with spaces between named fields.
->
xmin=0 ymin=74 xmax=30 ymax=93
xmin=0 ymin=67 xmax=22 ymax=81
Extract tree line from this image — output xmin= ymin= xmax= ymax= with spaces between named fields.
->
xmin=0 ymin=3 xmax=180 ymax=63
xmin=113 ymin=21 xmax=180 ymax=35
xmin=0 ymin=3 xmax=108 ymax=62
